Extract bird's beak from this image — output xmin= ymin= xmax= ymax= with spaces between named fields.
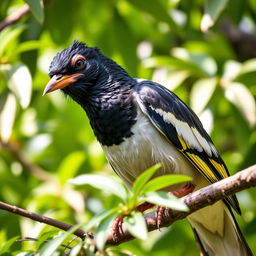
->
xmin=43 ymin=73 xmax=84 ymax=95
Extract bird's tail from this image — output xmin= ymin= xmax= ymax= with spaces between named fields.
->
xmin=188 ymin=201 xmax=253 ymax=256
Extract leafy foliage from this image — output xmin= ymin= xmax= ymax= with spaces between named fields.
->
xmin=0 ymin=0 xmax=256 ymax=255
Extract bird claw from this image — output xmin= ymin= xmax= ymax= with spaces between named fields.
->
xmin=111 ymin=202 xmax=154 ymax=242
xmin=111 ymin=215 xmax=125 ymax=242
xmin=156 ymin=206 xmax=168 ymax=231
xmin=156 ymin=183 xmax=195 ymax=230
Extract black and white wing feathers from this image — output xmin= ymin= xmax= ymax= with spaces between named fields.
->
xmin=135 ymin=80 xmax=240 ymax=214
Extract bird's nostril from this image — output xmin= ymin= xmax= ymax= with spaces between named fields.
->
xmin=56 ymin=74 xmax=63 ymax=80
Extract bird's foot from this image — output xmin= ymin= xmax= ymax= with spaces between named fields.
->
xmin=156 ymin=183 xmax=195 ymax=230
xmin=111 ymin=215 xmax=125 ymax=242
xmin=111 ymin=202 xmax=154 ymax=241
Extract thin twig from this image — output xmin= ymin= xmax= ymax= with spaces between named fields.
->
xmin=0 ymin=0 xmax=50 ymax=32
xmin=0 ymin=5 xmax=30 ymax=32
xmin=0 ymin=200 xmax=92 ymax=239
xmin=15 ymin=236 xmax=73 ymax=250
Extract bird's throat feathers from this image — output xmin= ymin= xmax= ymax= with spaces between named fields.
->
xmin=68 ymin=54 xmax=137 ymax=146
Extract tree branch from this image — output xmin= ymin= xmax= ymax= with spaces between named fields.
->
xmin=0 ymin=164 xmax=255 ymax=246
xmin=0 ymin=200 xmax=92 ymax=239
xmin=107 ymin=164 xmax=256 ymax=245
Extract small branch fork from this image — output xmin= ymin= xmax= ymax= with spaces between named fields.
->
xmin=0 ymin=164 xmax=255 ymax=246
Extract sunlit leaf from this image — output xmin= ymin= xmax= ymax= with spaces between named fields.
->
xmin=201 ymin=0 xmax=228 ymax=32
xmin=0 ymin=93 xmax=16 ymax=142
xmin=152 ymin=69 xmax=189 ymax=91
xmin=132 ymin=163 xmax=161 ymax=198
xmin=127 ymin=0 xmax=178 ymax=31
xmin=222 ymin=60 xmax=241 ymax=81
xmin=69 ymin=242 xmax=82 ymax=256
xmin=38 ymin=225 xmax=81 ymax=256
xmin=224 ymin=82 xmax=256 ymax=127
xmin=0 ymin=24 xmax=26 ymax=57
xmin=24 ymin=0 xmax=44 ymax=24
xmin=70 ymin=174 xmax=128 ymax=201
xmin=57 ymin=151 xmax=86 ymax=185
xmin=190 ymin=77 xmax=217 ymax=114
xmin=16 ymin=40 xmax=42 ymax=54
xmin=143 ymin=191 xmax=188 ymax=211
xmin=95 ymin=214 xmax=116 ymax=250
xmin=144 ymin=56 xmax=206 ymax=77
xmin=7 ymin=64 xmax=32 ymax=108
xmin=85 ymin=208 xmax=119 ymax=231
xmin=0 ymin=236 xmax=19 ymax=254
xmin=172 ymin=48 xmax=217 ymax=76
xmin=124 ymin=212 xmax=148 ymax=240
xmin=142 ymin=175 xmax=192 ymax=193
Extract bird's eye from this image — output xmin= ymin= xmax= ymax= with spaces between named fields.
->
xmin=75 ymin=59 xmax=86 ymax=69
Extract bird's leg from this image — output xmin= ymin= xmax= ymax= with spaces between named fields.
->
xmin=156 ymin=183 xmax=195 ymax=230
xmin=136 ymin=201 xmax=154 ymax=212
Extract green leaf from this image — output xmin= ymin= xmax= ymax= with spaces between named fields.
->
xmin=0 ymin=236 xmax=19 ymax=254
xmin=0 ymin=93 xmax=17 ymax=142
xmin=165 ymin=70 xmax=190 ymax=91
xmin=0 ymin=24 xmax=26 ymax=57
xmin=57 ymin=151 xmax=86 ymax=185
xmin=95 ymin=214 xmax=116 ymax=250
xmin=222 ymin=60 xmax=241 ymax=81
xmin=142 ymin=175 xmax=192 ymax=193
xmin=224 ymin=82 xmax=256 ymax=127
xmin=143 ymin=191 xmax=188 ymax=211
xmin=38 ymin=224 xmax=81 ymax=256
xmin=237 ymin=59 xmax=256 ymax=77
xmin=124 ymin=212 xmax=148 ymax=240
xmin=24 ymin=0 xmax=44 ymax=24
xmin=16 ymin=40 xmax=42 ymax=54
xmin=85 ymin=208 xmax=119 ymax=231
xmin=127 ymin=0 xmax=178 ymax=32
xmin=70 ymin=174 xmax=128 ymax=201
xmin=144 ymin=56 xmax=208 ymax=77
xmin=36 ymin=231 xmax=59 ymax=248
xmin=190 ymin=77 xmax=217 ymax=114
xmin=171 ymin=48 xmax=217 ymax=76
xmin=7 ymin=64 xmax=32 ymax=109
xmin=69 ymin=242 xmax=83 ymax=256
xmin=201 ymin=0 xmax=228 ymax=32
xmin=132 ymin=163 xmax=161 ymax=198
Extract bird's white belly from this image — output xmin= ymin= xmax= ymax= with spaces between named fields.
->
xmin=102 ymin=109 xmax=200 ymax=189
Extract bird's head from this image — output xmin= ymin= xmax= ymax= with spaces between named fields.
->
xmin=43 ymin=41 xmax=103 ymax=99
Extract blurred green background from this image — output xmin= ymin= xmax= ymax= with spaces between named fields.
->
xmin=0 ymin=0 xmax=256 ymax=255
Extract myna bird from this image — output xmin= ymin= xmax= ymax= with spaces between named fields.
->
xmin=44 ymin=41 xmax=252 ymax=256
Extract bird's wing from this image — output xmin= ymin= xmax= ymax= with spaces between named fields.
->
xmin=135 ymin=80 xmax=240 ymax=214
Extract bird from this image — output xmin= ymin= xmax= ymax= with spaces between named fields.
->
xmin=43 ymin=40 xmax=252 ymax=256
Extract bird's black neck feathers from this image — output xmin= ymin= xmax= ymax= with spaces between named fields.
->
xmin=69 ymin=53 xmax=138 ymax=146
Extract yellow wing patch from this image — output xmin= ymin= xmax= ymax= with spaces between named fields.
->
xmin=209 ymin=158 xmax=228 ymax=179
xmin=178 ymin=136 xmax=190 ymax=150
xmin=186 ymin=152 xmax=216 ymax=183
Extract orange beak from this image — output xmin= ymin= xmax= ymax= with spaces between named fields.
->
xmin=43 ymin=73 xmax=84 ymax=95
